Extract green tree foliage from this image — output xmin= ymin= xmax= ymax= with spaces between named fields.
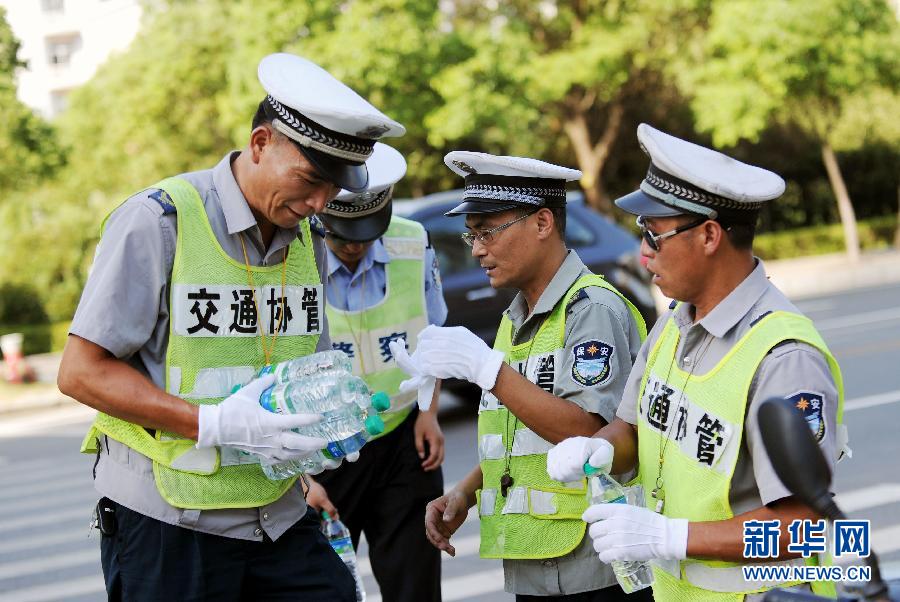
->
xmin=427 ymin=0 xmax=713 ymax=212
xmin=0 ymin=7 xmax=65 ymax=193
xmin=683 ymin=0 xmax=900 ymax=259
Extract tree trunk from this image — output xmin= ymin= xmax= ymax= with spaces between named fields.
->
xmin=562 ymin=99 xmax=624 ymax=215
xmin=821 ymin=142 xmax=860 ymax=262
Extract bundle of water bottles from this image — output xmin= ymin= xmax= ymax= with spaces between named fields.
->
xmin=254 ymin=350 xmax=391 ymax=479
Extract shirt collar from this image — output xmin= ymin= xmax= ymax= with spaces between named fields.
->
xmin=506 ymin=251 xmax=587 ymax=323
xmin=675 ymin=258 xmax=770 ymax=338
xmin=325 ymin=238 xmax=389 ymax=278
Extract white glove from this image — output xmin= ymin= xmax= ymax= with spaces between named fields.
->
xmin=582 ymin=503 xmax=689 ymax=563
xmin=412 ymin=325 xmax=505 ymax=391
xmin=197 ymin=374 xmax=327 ymax=462
xmin=389 ymin=339 xmax=437 ymax=411
xmin=546 ymin=436 xmax=615 ymax=483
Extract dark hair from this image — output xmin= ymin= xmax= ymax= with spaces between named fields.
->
xmin=251 ymin=100 xmax=269 ymax=130
xmin=721 ymin=220 xmax=756 ymax=250
xmin=549 ymin=206 xmax=566 ymax=239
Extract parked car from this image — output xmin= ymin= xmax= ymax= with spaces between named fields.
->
xmin=394 ymin=189 xmax=658 ymax=399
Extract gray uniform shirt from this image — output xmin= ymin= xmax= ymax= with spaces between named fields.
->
xmin=500 ymin=251 xmax=644 ymax=596
xmin=617 ymin=259 xmax=839 ymax=513
xmin=70 ymin=152 xmax=331 ymax=542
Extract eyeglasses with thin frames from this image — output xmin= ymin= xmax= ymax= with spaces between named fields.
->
xmin=636 ymin=215 xmax=708 ymax=251
xmin=461 ymin=210 xmax=537 ymax=247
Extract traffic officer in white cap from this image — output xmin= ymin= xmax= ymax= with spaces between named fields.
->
xmin=302 ymin=142 xmax=448 ymax=602
xmin=394 ymin=152 xmax=649 ymax=600
xmin=546 ymin=124 xmax=849 ymax=601
xmin=58 ymin=53 xmax=403 ymax=600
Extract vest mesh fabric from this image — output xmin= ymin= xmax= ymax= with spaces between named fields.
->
xmin=82 ymin=177 xmax=321 ymax=509
xmin=325 ymin=216 xmax=428 ymax=438
xmin=636 ymin=310 xmax=844 ymax=600
xmin=478 ymin=274 xmax=647 ymax=559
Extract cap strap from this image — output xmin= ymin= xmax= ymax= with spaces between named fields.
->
xmin=266 ymin=96 xmax=374 ymax=163
xmin=324 ymin=186 xmax=393 ymax=218
xmin=463 ymin=174 xmax=567 ymax=207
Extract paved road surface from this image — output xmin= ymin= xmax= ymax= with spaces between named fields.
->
xmin=1 ymin=282 xmax=899 ymax=601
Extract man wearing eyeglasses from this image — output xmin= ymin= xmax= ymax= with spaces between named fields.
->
xmin=394 ymin=152 xmax=648 ymax=601
xmin=304 ymin=142 xmax=448 ymax=602
xmin=546 ymin=124 xmax=848 ymax=601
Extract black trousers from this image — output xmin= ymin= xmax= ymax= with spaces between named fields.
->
xmin=100 ymin=502 xmax=356 ymax=602
xmin=516 ymin=582 xmax=655 ymax=601
xmin=315 ymin=409 xmax=444 ymax=602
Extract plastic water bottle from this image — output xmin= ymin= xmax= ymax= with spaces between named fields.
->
xmin=584 ymin=462 xmax=655 ymax=593
xmin=322 ymin=511 xmax=366 ymax=602
xmin=257 ymin=373 xmax=389 ymax=479
xmin=261 ymin=350 xmax=353 ymax=384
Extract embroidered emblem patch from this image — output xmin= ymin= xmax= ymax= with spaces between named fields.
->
xmin=149 ymin=189 xmax=176 ymax=214
xmin=785 ymin=391 xmax=826 ymax=442
xmin=571 ymin=340 xmax=613 ymax=386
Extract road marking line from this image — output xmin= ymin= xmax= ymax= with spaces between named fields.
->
xmin=0 ymin=548 xmax=97 ymax=581
xmin=358 ymin=533 xmax=481 ymax=577
xmin=0 ymin=574 xmax=105 ymax=602
xmin=836 ymin=484 xmax=900 ymax=513
xmin=0 ymin=505 xmax=86 ymax=535
xmin=815 ymin=306 xmax=900 ymax=332
xmin=0 ymin=488 xmax=96 ymax=519
xmin=0 ymin=474 xmax=88 ymax=503
xmin=0 ymin=405 xmax=95 ymax=438
xmin=844 ymin=389 xmax=900 ymax=412
xmin=0 ymin=527 xmax=84 ymax=555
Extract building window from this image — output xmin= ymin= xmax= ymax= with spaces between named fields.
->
xmin=46 ymin=34 xmax=81 ymax=67
xmin=41 ymin=0 xmax=65 ymax=13
xmin=50 ymin=90 xmax=70 ymax=115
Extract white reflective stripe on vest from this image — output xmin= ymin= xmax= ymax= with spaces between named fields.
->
xmin=530 ymin=490 xmax=557 ymax=515
xmin=171 ymin=284 xmax=324 ymax=337
xmin=511 ymin=428 xmax=554 ymax=457
xmin=183 ymin=366 xmax=256 ymax=399
xmin=479 ymin=434 xmax=505 ymax=461
xmin=480 ymin=488 xmax=497 ymax=516
xmin=683 ymin=558 xmax=807 ymax=592
xmin=502 ymin=486 xmax=529 ymax=514
xmin=382 ymin=236 xmax=426 ymax=260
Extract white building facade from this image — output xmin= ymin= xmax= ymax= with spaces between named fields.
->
xmin=0 ymin=0 xmax=142 ymax=117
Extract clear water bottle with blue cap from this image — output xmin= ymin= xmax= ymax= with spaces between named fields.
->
xmin=254 ymin=353 xmax=391 ymax=479
xmin=322 ymin=510 xmax=366 ymax=601
xmin=583 ymin=462 xmax=655 ymax=593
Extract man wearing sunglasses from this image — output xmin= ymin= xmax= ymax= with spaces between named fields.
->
xmin=395 ymin=152 xmax=648 ymax=601
xmin=305 ymin=142 xmax=448 ymax=602
xmin=547 ymin=124 xmax=848 ymax=601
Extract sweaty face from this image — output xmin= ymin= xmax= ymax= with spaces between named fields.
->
xmin=640 ymin=215 xmax=705 ymax=301
xmin=465 ymin=210 xmax=534 ymax=290
xmin=256 ymin=135 xmax=341 ymax=228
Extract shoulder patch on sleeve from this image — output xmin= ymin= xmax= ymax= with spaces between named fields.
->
xmin=668 ymin=299 xmax=677 ymax=310
xmin=784 ymin=391 xmax=826 ymax=442
xmin=750 ymin=311 xmax=773 ymax=327
xmin=431 ymin=253 xmax=442 ymax=289
xmin=148 ymin=189 xmax=176 ymax=215
xmin=571 ymin=339 xmax=614 ymax=386
xmin=308 ymin=215 xmax=327 ymax=238
xmin=566 ymin=288 xmax=589 ymax=312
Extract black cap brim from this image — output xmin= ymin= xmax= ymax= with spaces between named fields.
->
xmin=320 ymin=199 xmax=393 ymax=242
xmin=614 ymin=189 xmax=685 ymax=217
xmin=444 ymin=199 xmax=521 ymax=216
xmin=297 ymin=145 xmax=369 ymax=193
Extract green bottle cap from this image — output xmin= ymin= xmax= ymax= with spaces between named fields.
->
xmin=583 ymin=462 xmax=600 ymax=476
xmin=365 ymin=414 xmax=385 ymax=435
xmin=321 ymin=510 xmax=331 ymax=520
xmin=371 ymin=391 xmax=391 ymax=412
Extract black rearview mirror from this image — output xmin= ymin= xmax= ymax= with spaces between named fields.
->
xmin=757 ymin=397 xmax=842 ymax=520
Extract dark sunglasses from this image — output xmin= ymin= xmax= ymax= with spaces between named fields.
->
xmin=636 ymin=215 xmax=708 ymax=251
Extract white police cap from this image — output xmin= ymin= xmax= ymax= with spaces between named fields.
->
xmin=615 ymin=124 xmax=785 ymax=223
xmin=320 ymin=143 xmax=407 ymax=242
xmin=443 ymin=151 xmax=582 ymax=216
xmin=258 ymin=53 xmax=405 ymax=193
